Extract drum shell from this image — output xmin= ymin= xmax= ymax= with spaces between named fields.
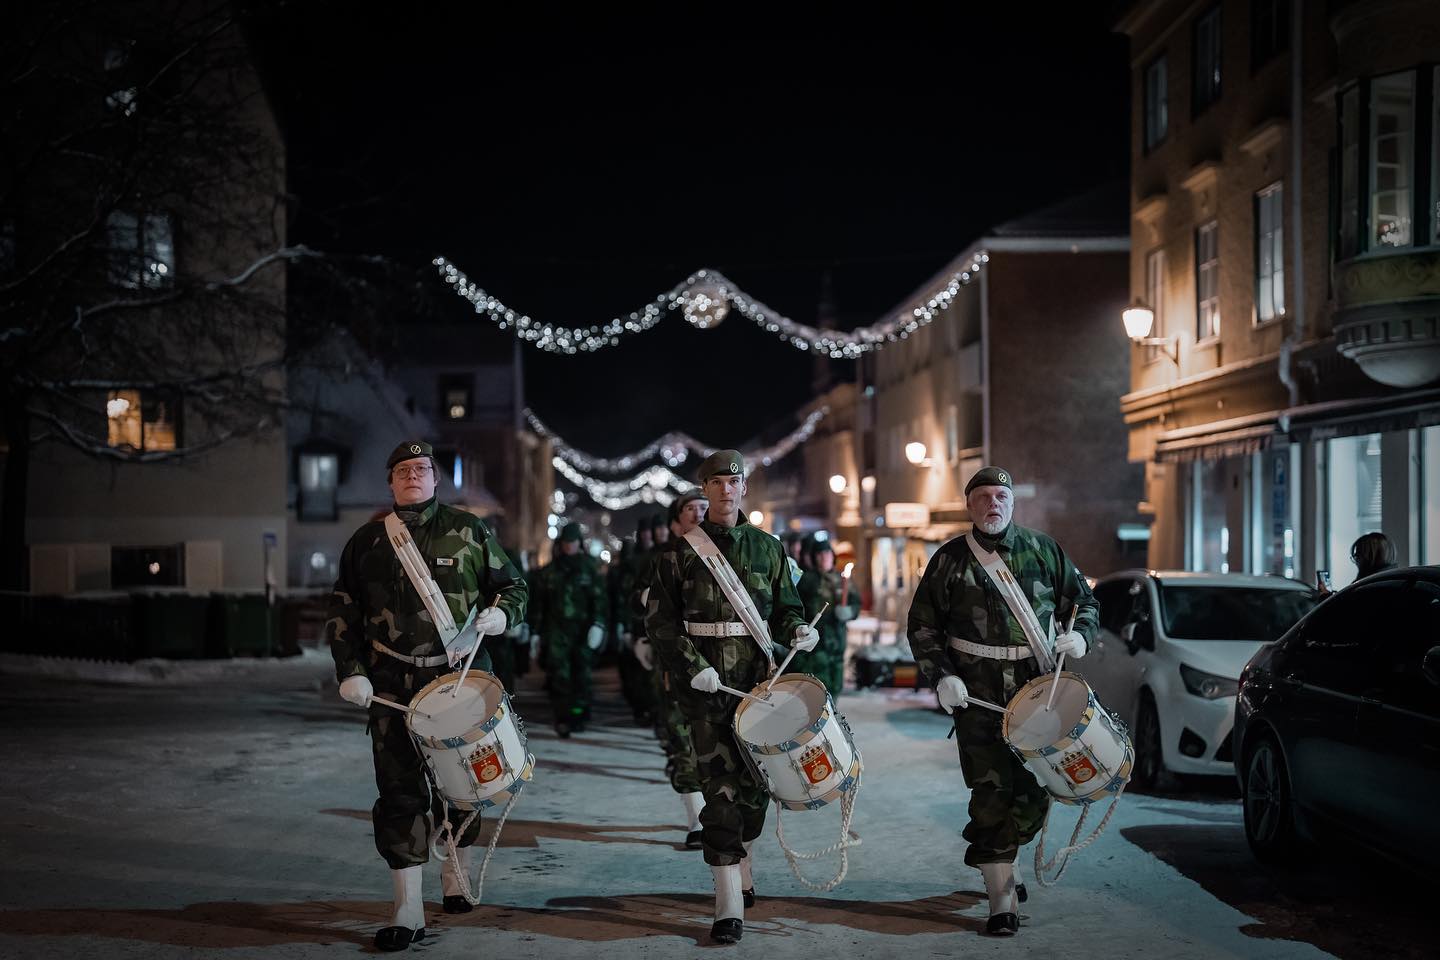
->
xmin=1002 ymin=672 xmax=1132 ymax=806
xmin=732 ymin=673 xmax=863 ymax=811
xmin=408 ymin=670 xmax=536 ymax=811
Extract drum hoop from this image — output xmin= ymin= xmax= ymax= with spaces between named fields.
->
xmin=774 ymin=756 xmax=864 ymax=811
xmin=1004 ymin=672 xmax=1098 ymax=757
xmin=733 ymin=674 xmax=833 ymax=756
xmin=408 ymin=670 xmax=508 ymax=748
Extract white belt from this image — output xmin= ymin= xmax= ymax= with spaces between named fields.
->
xmin=948 ymin=637 xmax=1034 ymax=661
xmin=372 ymin=639 xmax=449 ymax=668
xmin=684 ymin=620 xmax=750 ymax=638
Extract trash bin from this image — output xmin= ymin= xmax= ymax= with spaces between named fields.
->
xmin=210 ymin=592 xmax=280 ymax=658
xmin=133 ymin=590 xmax=211 ymax=659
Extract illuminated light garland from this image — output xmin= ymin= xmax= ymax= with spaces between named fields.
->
xmin=434 ymin=254 xmax=990 ymax=358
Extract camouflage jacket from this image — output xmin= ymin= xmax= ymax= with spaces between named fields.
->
xmin=326 ymin=497 xmax=528 ymax=682
xmin=528 ymin=552 xmax=608 ymax=635
xmin=797 ymin=569 xmax=862 ymax=656
xmin=616 ymin=542 xmax=654 ymax=633
xmin=906 ymin=523 xmax=1098 ymax=691
xmin=646 ymin=515 xmax=807 ymax=713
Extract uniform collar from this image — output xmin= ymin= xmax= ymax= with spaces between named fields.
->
xmin=393 ymin=496 xmax=438 ymax=526
xmin=701 ymin=513 xmax=751 ymax=542
xmin=972 ymin=522 xmax=1017 ymax=551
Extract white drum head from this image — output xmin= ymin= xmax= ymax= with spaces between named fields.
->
xmin=735 ymin=676 xmax=825 ymax=747
xmin=1005 ymin=675 xmax=1089 ymax=752
xmin=410 ymin=672 xmax=503 ymax=742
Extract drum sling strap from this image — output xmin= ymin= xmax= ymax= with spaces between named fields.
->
xmin=964 ymin=532 xmax=1056 ymax=672
xmin=383 ymin=512 xmax=479 ymax=664
xmin=681 ymin=527 xmax=776 ymax=669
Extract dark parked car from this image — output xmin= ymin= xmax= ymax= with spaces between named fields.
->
xmin=1233 ymin=566 xmax=1440 ymax=868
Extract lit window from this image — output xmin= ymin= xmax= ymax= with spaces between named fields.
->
xmin=1255 ymin=183 xmax=1285 ymax=323
xmin=298 ymin=452 xmax=340 ymax=522
xmin=105 ymin=211 xmax=174 ymax=289
xmin=439 ymin=375 xmax=472 ymax=421
xmin=1370 ymin=72 xmax=1415 ymax=248
xmin=1146 ymin=248 xmax=1167 ymax=362
xmin=106 ymin=389 xmax=179 ymax=451
xmin=1195 ymin=221 xmax=1220 ymax=341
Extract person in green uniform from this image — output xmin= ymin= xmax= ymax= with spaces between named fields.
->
xmin=529 ymin=522 xmax=607 ymax=737
xmin=328 ymin=440 xmax=528 ymax=951
xmin=646 ymin=450 xmax=818 ymax=944
xmin=795 ymin=536 xmax=861 ymax=697
xmin=906 ymin=466 xmax=1097 ymax=937
xmin=616 ymin=516 xmax=659 ymax=724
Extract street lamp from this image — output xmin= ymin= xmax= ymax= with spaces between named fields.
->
xmin=748 ymin=509 xmax=765 ymax=526
xmin=1122 ymin=299 xmax=1178 ymax=363
xmin=829 ymin=474 xmax=847 ymax=494
xmin=905 ymin=441 xmax=928 ymax=465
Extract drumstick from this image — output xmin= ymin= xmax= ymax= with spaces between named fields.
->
xmin=1044 ymin=607 xmax=1079 ymax=712
xmin=961 ymin=695 xmax=1008 ymax=715
xmin=766 ymin=602 xmax=829 ymax=691
xmin=454 ymin=601 xmax=500 ymax=697
xmin=371 ymin=695 xmax=433 ymax=721
xmin=717 ymin=682 xmax=777 ymax=707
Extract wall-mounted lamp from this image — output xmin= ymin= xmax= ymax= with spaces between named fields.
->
xmin=1122 ymin=300 xmax=1178 ymax=363
xmin=828 ymin=474 xmax=848 ymax=494
xmin=904 ymin=441 xmax=929 ymax=466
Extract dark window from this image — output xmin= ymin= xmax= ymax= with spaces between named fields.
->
xmin=112 ymin=544 xmax=185 ymax=588
xmin=1372 ymin=578 xmax=1440 ymax=716
xmin=1339 ymin=84 xmax=1362 ymax=259
xmin=1144 ymin=55 xmax=1169 ymax=151
xmin=1251 ymin=0 xmax=1288 ymax=70
xmin=1093 ymin=580 xmax=1135 ymax=634
xmin=105 ymin=211 xmax=175 ymax=289
xmin=1193 ymin=6 xmax=1223 ymax=115
xmin=0 ymin=219 xmax=14 ymax=275
xmin=1294 ymin=581 xmax=1403 ymax=695
xmin=439 ymin=374 xmax=473 ymax=421
xmin=1159 ymin=585 xmax=1318 ymax=642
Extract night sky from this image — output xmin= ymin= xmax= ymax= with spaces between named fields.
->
xmin=259 ymin=6 xmax=1131 ymax=454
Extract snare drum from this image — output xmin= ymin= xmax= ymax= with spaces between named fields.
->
xmin=1002 ymin=671 xmax=1131 ymax=806
xmin=733 ymin=674 xmax=862 ymax=811
xmin=407 ymin=670 xmax=535 ymax=811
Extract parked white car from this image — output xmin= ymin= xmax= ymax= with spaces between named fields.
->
xmin=1082 ymin=571 xmax=1318 ymax=787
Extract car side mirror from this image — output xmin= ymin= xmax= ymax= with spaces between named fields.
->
xmin=1120 ymin=620 xmax=1154 ymax=654
xmin=1424 ymin=647 xmax=1440 ymax=688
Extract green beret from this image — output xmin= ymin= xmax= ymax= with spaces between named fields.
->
xmin=668 ymin=491 xmax=706 ymax=522
xmin=559 ymin=522 xmax=583 ymax=543
xmin=965 ymin=465 xmax=1014 ymax=495
xmin=387 ymin=440 xmax=434 ymax=471
xmin=696 ymin=449 xmax=746 ymax=483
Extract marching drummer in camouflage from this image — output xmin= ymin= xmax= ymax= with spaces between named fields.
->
xmin=528 ymin=521 xmax=608 ymax=738
xmin=795 ymin=535 xmax=861 ymax=697
xmin=646 ymin=449 xmax=818 ymax=945
xmin=327 ymin=439 xmax=527 ymax=952
xmin=906 ymin=465 xmax=1097 ymax=937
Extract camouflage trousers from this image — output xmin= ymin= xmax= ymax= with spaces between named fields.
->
xmin=792 ymin=648 xmax=845 ymax=699
xmin=545 ymin=623 xmax=592 ymax=721
xmin=618 ymin=639 xmax=656 ymax=718
xmin=367 ymin=657 xmax=487 ymax=869
xmin=688 ymin=705 xmax=768 ymax=865
xmin=653 ymin=669 xmax=701 ymax=794
xmin=951 ymin=658 xmax=1051 ymax=867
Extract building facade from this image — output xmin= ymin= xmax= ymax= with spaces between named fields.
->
xmin=1118 ymin=0 xmax=1440 ymax=590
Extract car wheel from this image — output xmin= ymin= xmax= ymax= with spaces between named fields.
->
xmin=1242 ymin=734 xmax=1299 ymax=863
xmin=1130 ymin=694 xmax=1165 ymax=789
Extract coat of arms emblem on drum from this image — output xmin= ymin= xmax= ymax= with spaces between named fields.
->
xmin=800 ymin=745 xmax=833 ymax=784
xmin=470 ymin=745 xmax=502 ymax=785
xmin=1060 ymin=750 xmax=1098 ymax=785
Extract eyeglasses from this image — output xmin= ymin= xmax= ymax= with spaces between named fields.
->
xmin=393 ymin=464 xmax=432 ymax=479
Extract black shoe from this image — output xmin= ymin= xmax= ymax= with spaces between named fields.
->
xmin=634 ymin=710 xmax=653 ymax=726
xmin=684 ymin=829 xmax=703 ymax=850
xmin=710 ymin=918 xmax=743 ymax=943
xmin=443 ymin=895 xmax=472 ymax=914
xmin=1016 ymin=882 xmax=1028 ymax=904
xmin=985 ymin=913 xmax=1019 ymax=937
xmin=374 ymin=925 xmax=425 ymax=951
xmin=571 ymin=717 xmax=586 ymax=734
xmin=555 ymin=723 xmax=571 ymax=739
xmin=742 ymin=888 xmax=755 ymax=908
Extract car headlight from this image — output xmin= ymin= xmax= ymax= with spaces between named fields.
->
xmin=1179 ymin=663 xmax=1238 ymax=700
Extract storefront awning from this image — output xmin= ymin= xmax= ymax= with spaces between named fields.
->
xmin=1154 ymin=412 xmax=1281 ymax=463
xmin=1283 ymin=389 xmax=1440 ymax=443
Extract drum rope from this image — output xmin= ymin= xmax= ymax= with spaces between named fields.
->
xmin=440 ymin=787 xmax=523 ymax=907
xmin=1031 ymin=784 xmax=1125 ymax=887
xmin=772 ymin=771 xmax=862 ymax=893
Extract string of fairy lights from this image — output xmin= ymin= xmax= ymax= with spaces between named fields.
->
xmin=433 ymin=254 xmax=990 ymax=359
xmin=532 ymin=406 xmax=829 ymax=510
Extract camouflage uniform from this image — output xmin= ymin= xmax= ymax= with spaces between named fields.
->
xmin=647 ymin=512 xmax=807 ymax=866
xmin=906 ymin=521 xmax=1098 ymax=867
xmin=326 ymin=495 xmax=528 ymax=870
xmin=637 ymin=536 xmax=702 ymax=794
xmin=616 ymin=522 xmax=658 ymax=722
xmin=529 ymin=535 xmax=607 ymax=729
xmin=796 ymin=564 xmax=861 ymax=697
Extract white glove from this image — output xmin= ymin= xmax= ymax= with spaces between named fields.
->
xmin=793 ymin=624 xmax=820 ymax=652
xmin=936 ymin=676 xmax=968 ymax=713
xmin=690 ymin=666 xmax=720 ymax=694
xmin=475 ymin=606 xmax=508 ymax=637
xmin=339 ymin=675 xmax=373 ymax=708
xmin=1054 ymin=630 xmax=1088 ymax=659
xmin=634 ymin=635 xmax=655 ymax=671
xmin=586 ymin=624 xmax=605 ymax=651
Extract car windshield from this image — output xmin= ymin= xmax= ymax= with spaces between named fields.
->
xmin=1157 ymin=584 xmax=1319 ymax=642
